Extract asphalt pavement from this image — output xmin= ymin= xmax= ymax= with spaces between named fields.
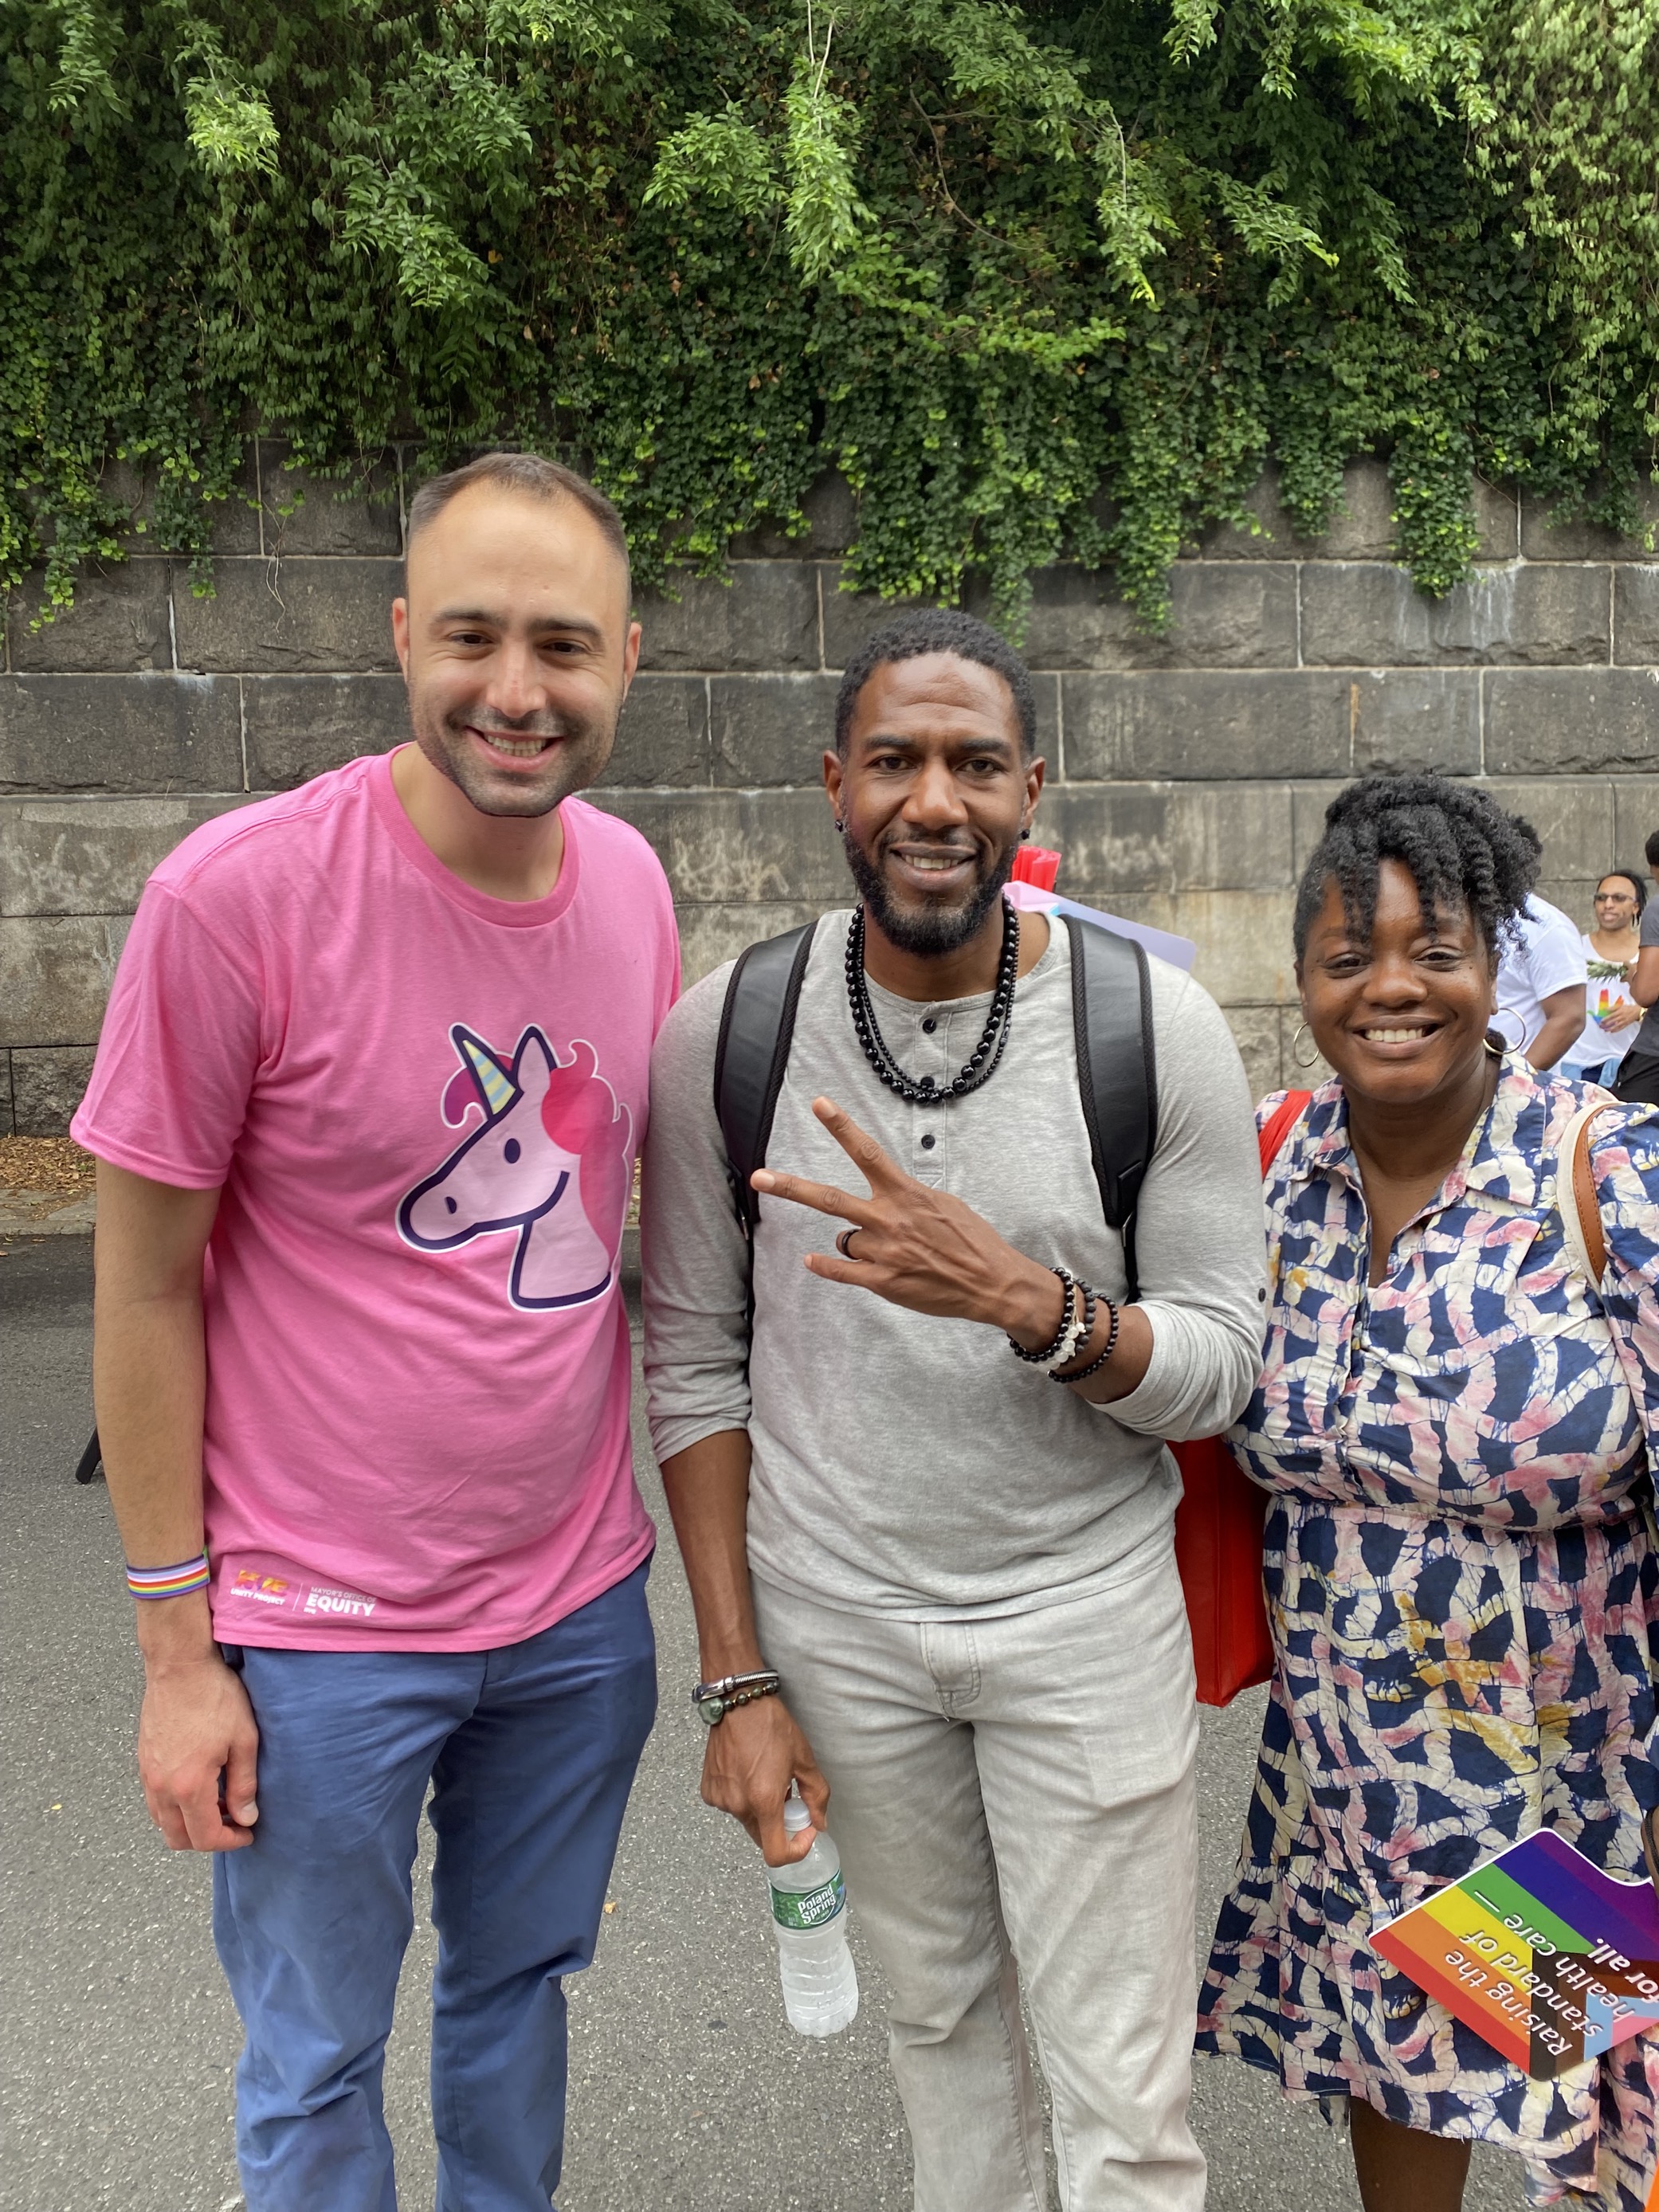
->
xmin=2 ymin=1236 xmax=1525 ymax=2210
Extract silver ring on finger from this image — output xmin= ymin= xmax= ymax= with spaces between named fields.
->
xmin=836 ymin=1228 xmax=863 ymax=1261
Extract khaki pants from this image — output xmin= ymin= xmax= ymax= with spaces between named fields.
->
xmin=752 ymin=1545 xmax=1205 ymax=2212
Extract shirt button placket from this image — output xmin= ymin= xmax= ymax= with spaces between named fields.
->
xmin=913 ymin=1008 xmax=946 ymax=1183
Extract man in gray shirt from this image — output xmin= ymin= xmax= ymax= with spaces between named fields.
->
xmin=642 ymin=611 xmax=1267 ymax=2211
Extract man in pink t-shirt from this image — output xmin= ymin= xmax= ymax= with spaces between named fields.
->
xmin=74 ymin=454 xmax=679 ymax=2210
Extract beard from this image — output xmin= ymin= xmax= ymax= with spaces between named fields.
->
xmin=406 ymin=684 xmax=618 ymax=818
xmin=843 ymin=826 xmax=1017 ymax=957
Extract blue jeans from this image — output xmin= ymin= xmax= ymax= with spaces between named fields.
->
xmin=213 ymin=1562 xmax=656 ymax=2212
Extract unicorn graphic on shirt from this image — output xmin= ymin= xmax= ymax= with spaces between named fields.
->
xmin=397 ymin=1024 xmax=632 ymax=1311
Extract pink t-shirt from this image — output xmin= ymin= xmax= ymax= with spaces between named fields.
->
xmin=73 ymin=751 xmax=679 ymax=1651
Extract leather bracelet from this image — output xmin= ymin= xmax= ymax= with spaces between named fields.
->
xmin=1009 ymin=1267 xmax=1077 ymax=1363
xmin=1053 ymin=1295 xmax=1120 ymax=1383
xmin=692 ymin=1670 xmax=782 ymax=1727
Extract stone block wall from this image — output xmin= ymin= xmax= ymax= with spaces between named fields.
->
xmin=4 ymin=440 xmax=1657 ymax=1129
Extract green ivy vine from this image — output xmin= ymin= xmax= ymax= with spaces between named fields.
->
xmin=3 ymin=0 xmax=1655 ymax=633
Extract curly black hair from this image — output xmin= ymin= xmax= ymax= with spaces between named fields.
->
xmin=1292 ymin=774 xmax=1541 ymax=965
xmin=833 ymin=610 xmax=1036 ymax=756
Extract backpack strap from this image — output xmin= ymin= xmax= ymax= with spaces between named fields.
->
xmin=713 ymin=922 xmax=817 ymax=1237
xmin=1069 ymin=918 xmax=1157 ymax=1302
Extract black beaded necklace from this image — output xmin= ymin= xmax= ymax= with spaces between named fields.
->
xmin=845 ymin=899 xmax=1020 ymax=1106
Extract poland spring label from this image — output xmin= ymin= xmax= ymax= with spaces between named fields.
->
xmin=771 ymin=1870 xmax=846 ymax=1931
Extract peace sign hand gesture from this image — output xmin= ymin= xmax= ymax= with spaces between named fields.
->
xmin=751 ymin=1096 xmax=1067 ymax=1348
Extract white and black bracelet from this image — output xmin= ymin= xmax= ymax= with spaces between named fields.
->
xmin=1008 ymin=1267 xmax=1078 ymax=1364
xmin=1053 ymin=1293 xmax=1119 ymax=1382
xmin=1048 ymin=1278 xmax=1096 ymax=1373
xmin=1053 ymin=1283 xmax=1106 ymax=1363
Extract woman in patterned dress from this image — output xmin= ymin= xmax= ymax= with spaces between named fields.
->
xmin=1197 ymin=775 xmax=1659 ymax=2210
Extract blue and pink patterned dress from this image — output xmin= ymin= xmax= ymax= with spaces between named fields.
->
xmin=1197 ymin=1060 xmax=1659 ymax=2206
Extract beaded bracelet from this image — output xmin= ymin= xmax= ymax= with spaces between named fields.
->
xmin=126 ymin=1551 xmax=210 ymax=1602
xmin=1049 ymin=1279 xmax=1096 ymax=1375
xmin=1053 ymin=1296 xmax=1121 ymax=1384
xmin=1007 ymin=1267 xmax=1078 ymax=1364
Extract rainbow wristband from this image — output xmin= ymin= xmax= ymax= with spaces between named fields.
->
xmin=126 ymin=1552 xmax=210 ymax=1602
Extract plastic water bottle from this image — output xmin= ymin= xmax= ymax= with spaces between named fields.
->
xmin=767 ymin=1798 xmax=859 ymax=2036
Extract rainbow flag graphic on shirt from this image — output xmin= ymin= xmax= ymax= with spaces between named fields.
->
xmin=1372 ymin=1829 xmax=1659 ymax=2082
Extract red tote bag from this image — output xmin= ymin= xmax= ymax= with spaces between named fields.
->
xmin=1170 ymin=1089 xmax=1311 ymax=1708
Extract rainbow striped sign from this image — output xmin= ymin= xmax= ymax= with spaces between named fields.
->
xmin=1372 ymin=1830 xmax=1659 ymax=2081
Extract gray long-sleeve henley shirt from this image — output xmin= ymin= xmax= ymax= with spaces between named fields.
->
xmin=643 ymin=911 xmax=1268 ymax=1619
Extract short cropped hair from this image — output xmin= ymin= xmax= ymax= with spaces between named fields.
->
xmin=406 ymin=452 xmax=630 ymax=594
xmin=1645 ymin=828 xmax=1659 ymax=873
xmin=834 ymin=610 xmax=1036 ymax=756
xmin=1292 ymin=773 xmax=1540 ymax=966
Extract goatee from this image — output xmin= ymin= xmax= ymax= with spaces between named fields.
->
xmin=843 ymin=833 xmax=1015 ymax=957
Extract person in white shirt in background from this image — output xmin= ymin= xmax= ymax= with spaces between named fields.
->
xmin=1559 ymin=869 xmax=1646 ymax=1088
xmin=1492 ymin=823 xmax=1586 ymax=1071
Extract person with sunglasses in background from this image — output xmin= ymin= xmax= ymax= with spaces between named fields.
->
xmin=1561 ymin=870 xmax=1647 ymax=1089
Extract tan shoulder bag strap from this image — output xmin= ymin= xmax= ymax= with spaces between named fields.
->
xmin=1557 ymin=1100 xmax=1610 ymax=1285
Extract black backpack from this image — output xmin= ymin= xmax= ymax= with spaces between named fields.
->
xmin=713 ymin=914 xmax=1159 ymax=1300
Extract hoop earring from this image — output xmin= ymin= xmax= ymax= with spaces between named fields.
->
xmin=1487 ymin=1006 xmax=1527 ymax=1053
xmin=1483 ymin=1034 xmax=1504 ymax=1059
xmin=1291 ymin=1022 xmax=1323 ymax=1072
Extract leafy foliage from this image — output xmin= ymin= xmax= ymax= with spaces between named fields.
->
xmin=3 ymin=0 xmax=1655 ymax=631
xmin=1479 ymin=0 xmax=1658 ymax=517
